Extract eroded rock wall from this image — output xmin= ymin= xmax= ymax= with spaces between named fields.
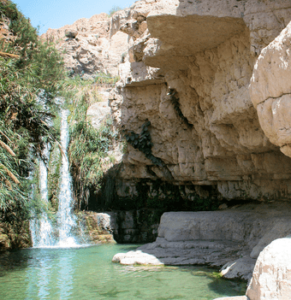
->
xmin=109 ymin=0 xmax=291 ymax=202
xmin=41 ymin=11 xmax=133 ymax=77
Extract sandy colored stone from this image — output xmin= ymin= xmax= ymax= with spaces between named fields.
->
xmin=112 ymin=250 xmax=164 ymax=265
xmin=250 ymin=21 xmax=291 ymax=159
xmin=108 ymin=0 xmax=291 ymax=201
xmin=42 ymin=12 xmax=133 ymax=77
xmin=45 ymin=0 xmax=291 ymax=198
xmin=87 ymin=101 xmax=111 ymax=129
xmin=113 ymin=203 xmax=291 ymax=281
xmin=246 ymin=237 xmax=291 ymax=300
xmin=250 ymin=21 xmax=291 ymax=108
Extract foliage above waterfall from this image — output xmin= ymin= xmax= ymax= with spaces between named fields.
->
xmin=0 ymin=0 xmax=65 ymax=213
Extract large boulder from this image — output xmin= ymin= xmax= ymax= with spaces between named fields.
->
xmin=250 ymin=21 xmax=291 ymax=158
xmin=65 ymin=29 xmax=78 ymax=38
xmin=246 ymin=237 xmax=291 ymax=300
xmin=112 ymin=250 xmax=164 ymax=265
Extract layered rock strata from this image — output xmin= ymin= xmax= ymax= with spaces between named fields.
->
xmin=113 ymin=203 xmax=291 ymax=281
xmin=109 ymin=0 xmax=291 ymax=202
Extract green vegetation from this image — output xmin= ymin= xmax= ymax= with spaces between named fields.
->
xmin=47 ymin=141 xmax=61 ymax=211
xmin=0 ymin=0 xmax=65 ymax=217
xmin=124 ymin=120 xmax=164 ymax=167
xmin=108 ymin=6 xmax=123 ymax=17
xmin=94 ymin=72 xmax=120 ymax=85
xmin=64 ymin=82 xmax=117 ymax=208
xmin=168 ymin=89 xmax=193 ymax=128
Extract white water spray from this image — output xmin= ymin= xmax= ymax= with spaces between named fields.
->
xmin=30 ymin=109 xmax=84 ymax=248
xmin=56 ymin=109 xmax=78 ymax=247
xmin=30 ymin=145 xmax=55 ymax=247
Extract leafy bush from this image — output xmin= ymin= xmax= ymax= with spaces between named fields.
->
xmin=94 ymin=72 xmax=119 ymax=86
xmin=124 ymin=121 xmax=164 ymax=166
xmin=0 ymin=1 xmax=65 ymax=216
xmin=68 ymin=93 xmax=117 ymax=197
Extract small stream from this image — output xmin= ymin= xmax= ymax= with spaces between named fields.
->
xmin=0 ymin=244 xmax=246 ymax=300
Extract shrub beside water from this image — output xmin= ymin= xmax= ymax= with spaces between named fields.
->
xmin=68 ymin=95 xmax=117 ymax=194
xmin=0 ymin=0 xmax=65 ymax=217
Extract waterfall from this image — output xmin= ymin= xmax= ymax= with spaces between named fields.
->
xmin=56 ymin=109 xmax=78 ymax=247
xmin=30 ymin=145 xmax=55 ymax=247
xmin=30 ymin=109 xmax=83 ymax=248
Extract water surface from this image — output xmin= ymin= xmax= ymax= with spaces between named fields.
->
xmin=0 ymin=244 xmax=246 ymax=300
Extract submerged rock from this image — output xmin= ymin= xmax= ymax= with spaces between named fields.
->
xmin=112 ymin=250 xmax=163 ymax=265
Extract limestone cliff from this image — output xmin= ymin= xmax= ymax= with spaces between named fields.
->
xmin=108 ymin=0 xmax=291 ymax=202
xmin=41 ymin=10 xmax=133 ymax=77
xmin=45 ymin=0 xmax=291 ymax=216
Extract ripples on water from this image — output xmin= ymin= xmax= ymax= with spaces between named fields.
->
xmin=0 ymin=244 xmax=246 ymax=300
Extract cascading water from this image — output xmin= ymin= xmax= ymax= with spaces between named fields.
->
xmin=30 ymin=145 xmax=55 ymax=247
xmin=56 ymin=109 xmax=78 ymax=247
xmin=30 ymin=109 xmax=84 ymax=248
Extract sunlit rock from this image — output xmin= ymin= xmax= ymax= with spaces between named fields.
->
xmin=246 ymin=237 xmax=291 ymax=300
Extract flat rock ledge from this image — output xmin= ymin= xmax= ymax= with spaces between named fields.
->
xmin=112 ymin=250 xmax=164 ymax=265
xmin=112 ymin=203 xmax=291 ymax=282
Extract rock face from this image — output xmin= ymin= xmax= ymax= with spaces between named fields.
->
xmin=77 ymin=212 xmax=116 ymax=244
xmin=108 ymin=0 xmax=291 ymax=202
xmin=112 ymin=203 xmax=291 ymax=281
xmin=249 ymin=21 xmax=291 ymax=159
xmin=78 ymin=210 xmax=159 ymax=244
xmin=42 ymin=11 xmax=133 ymax=77
xmin=246 ymin=237 xmax=291 ymax=300
xmin=47 ymin=0 xmax=291 ymax=204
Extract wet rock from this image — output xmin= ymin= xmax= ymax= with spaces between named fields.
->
xmin=112 ymin=250 xmax=164 ymax=265
xmin=77 ymin=212 xmax=116 ymax=244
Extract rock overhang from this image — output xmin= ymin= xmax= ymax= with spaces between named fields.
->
xmin=144 ymin=14 xmax=246 ymax=70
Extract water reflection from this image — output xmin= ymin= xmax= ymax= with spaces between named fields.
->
xmin=37 ymin=251 xmax=52 ymax=299
xmin=57 ymin=250 xmax=75 ymax=299
xmin=0 ymin=245 xmax=246 ymax=300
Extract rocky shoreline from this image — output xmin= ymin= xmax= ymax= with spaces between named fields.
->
xmin=113 ymin=203 xmax=291 ymax=298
